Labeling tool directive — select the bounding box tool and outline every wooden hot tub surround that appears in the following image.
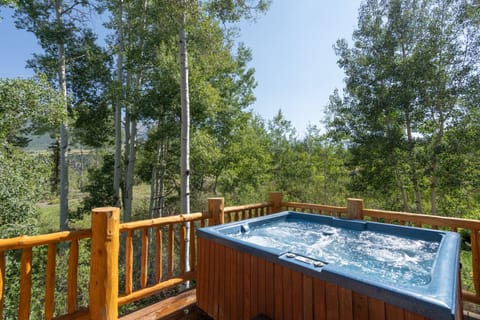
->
[197,236,444,320]
[197,208,462,320]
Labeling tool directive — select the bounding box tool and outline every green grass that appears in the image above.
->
[461,250,474,292]
[37,204,60,233]
[37,198,87,232]
[37,183,153,233]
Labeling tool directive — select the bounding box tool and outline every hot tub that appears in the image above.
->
[196,211,461,320]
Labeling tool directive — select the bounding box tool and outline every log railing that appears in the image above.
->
[0,207,211,320]
[220,192,282,223]
[283,201,348,217]
[223,202,271,223]
[117,211,210,307]
[0,229,92,320]
[1,192,480,319]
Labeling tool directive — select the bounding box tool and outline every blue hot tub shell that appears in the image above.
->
[197,211,461,320]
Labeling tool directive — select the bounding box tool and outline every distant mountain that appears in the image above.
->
[25,134,55,151]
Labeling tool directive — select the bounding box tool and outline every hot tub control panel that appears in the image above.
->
[281,252,327,268]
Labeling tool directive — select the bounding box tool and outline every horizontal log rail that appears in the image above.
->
[0,229,91,251]
[119,212,208,232]
[118,272,196,306]
[283,201,348,217]
[362,208,480,230]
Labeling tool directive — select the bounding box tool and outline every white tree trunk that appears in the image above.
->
[179,5,190,273]
[123,89,136,222]
[113,0,124,209]
[123,73,132,222]
[55,0,69,231]
[179,8,190,215]
[406,113,423,213]
[430,117,445,215]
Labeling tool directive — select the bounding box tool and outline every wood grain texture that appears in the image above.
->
[67,240,79,313]
[19,247,32,320]
[140,228,149,289]
[88,207,120,320]
[45,244,56,320]
[195,232,457,320]
[0,251,4,320]
[125,230,133,294]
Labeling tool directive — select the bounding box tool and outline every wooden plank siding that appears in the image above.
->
[197,238,435,320]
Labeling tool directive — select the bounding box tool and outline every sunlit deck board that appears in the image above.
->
[119,289,197,320]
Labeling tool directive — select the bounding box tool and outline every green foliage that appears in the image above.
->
[215,116,272,202]
[76,154,115,219]
[0,77,65,147]
[0,0,17,6]
[67,29,113,148]
[300,126,350,205]
[14,1,113,149]
[326,0,480,215]
[205,0,271,22]
[0,148,51,237]
[0,76,61,236]
[461,250,474,292]
[1,0,480,315]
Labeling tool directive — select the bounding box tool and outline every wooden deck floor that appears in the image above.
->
[119,289,212,320]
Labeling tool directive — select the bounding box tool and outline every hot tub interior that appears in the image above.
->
[228,215,440,288]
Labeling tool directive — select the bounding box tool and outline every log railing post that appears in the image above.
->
[471,229,480,296]
[269,192,283,214]
[89,207,120,320]
[346,198,364,220]
[208,198,224,225]
[0,251,4,320]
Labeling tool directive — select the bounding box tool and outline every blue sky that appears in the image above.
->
[239,1,359,134]
[0,1,360,135]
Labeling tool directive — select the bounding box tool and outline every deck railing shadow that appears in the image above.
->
[0,192,479,319]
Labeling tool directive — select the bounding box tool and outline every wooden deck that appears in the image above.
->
[119,289,211,320]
